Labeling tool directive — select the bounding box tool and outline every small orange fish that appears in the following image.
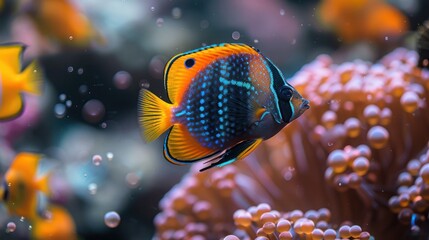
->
[0,152,50,219]
[23,0,105,47]
[31,205,77,240]
[139,43,309,171]
[318,0,408,43]
[0,43,42,120]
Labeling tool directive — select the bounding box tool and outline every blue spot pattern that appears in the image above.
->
[174,54,262,149]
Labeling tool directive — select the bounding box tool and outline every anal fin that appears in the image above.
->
[164,124,220,165]
[0,92,23,120]
[199,138,263,172]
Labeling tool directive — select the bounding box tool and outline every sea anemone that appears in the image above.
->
[154,47,429,239]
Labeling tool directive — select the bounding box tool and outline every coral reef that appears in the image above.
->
[154,48,429,239]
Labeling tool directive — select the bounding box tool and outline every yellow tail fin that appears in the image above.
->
[139,89,173,142]
[36,172,51,196]
[20,61,43,95]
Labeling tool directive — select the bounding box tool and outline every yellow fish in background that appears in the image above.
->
[31,205,77,240]
[23,0,105,47]
[0,152,50,220]
[318,0,408,43]
[0,43,42,120]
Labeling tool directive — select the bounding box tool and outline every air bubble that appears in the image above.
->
[77,68,84,75]
[232,31,240,40]
[82,99,105,124]
[69,36,73,41]
[106,152,114,161]
[6,222,16,233]
[140,79,150,89]
[104,211,121,228]
[156,18,164,27]
[54,103,67,118]
[59,94,66,102]
[88,183,97,195]
[400,91,419,113]
[92,155,102,166]
[67,66,74,72]
[367,126,389,149]
[150,6,155,11]
[280,9,285,16]
[126,172,140,187]
[171,7,182,19]
[113,71,132,90]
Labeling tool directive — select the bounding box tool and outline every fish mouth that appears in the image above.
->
[301,99,310,110]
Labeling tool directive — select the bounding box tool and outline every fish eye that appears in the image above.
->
[280,86,293,100]
[184,58,195,68]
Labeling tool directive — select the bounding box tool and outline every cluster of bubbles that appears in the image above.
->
[227,203,370,240]
[154,163,372,240]
[54,93,73,119]
[388,143,429,232]
[325,145,371,191]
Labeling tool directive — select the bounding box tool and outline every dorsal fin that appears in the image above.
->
[163,43,259,104]
[9,152,41,179]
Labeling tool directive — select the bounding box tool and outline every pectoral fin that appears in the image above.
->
[199,138,263,172]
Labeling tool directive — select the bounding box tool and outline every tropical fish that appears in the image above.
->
[417,21,429,69]
[139,43,309,171]
[318,0,408,43]
[31,205,77,240]
[0,152,50,219]
[23,0,105,47]
[0,43,42,120]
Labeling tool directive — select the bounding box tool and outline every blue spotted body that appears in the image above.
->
[139,43,310,171]
[173,54,265,149]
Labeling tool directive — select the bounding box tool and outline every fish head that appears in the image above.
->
[277,84,310,123]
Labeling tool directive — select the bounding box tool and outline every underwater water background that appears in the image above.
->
[1,0,429,239]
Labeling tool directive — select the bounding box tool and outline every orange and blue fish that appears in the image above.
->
[0,43,42,120]
[139,43,309,171]
[0,152,50,219]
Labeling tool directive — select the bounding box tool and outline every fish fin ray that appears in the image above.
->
[0,93,24,120]
[138,89,173,142]
[199,138,263,172]
[164,125,220,164]
[21,61,43,95]
[164,43,259,104]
